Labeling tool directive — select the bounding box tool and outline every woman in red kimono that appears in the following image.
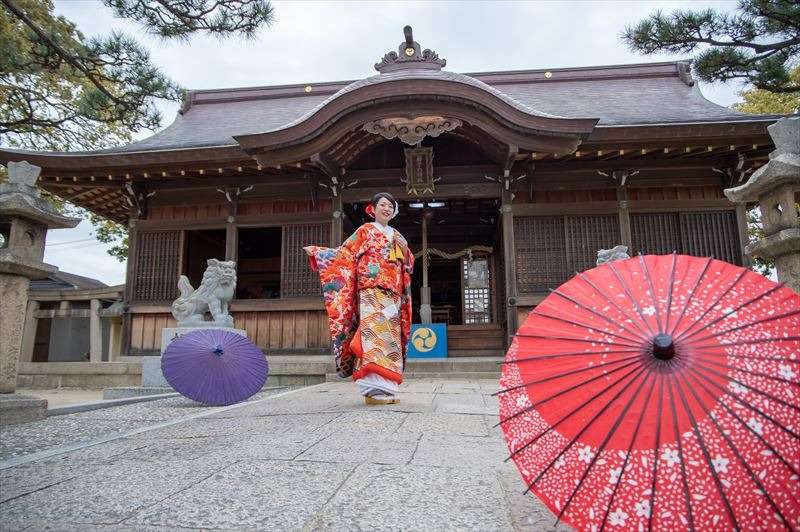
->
[304,192,414,404]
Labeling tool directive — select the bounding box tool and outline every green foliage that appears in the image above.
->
[0,0,179,150]
[734,66,800,113]
[746,206,772,276]
[104,0,275,40]
[1,0,275,260]
[623,0,800,93]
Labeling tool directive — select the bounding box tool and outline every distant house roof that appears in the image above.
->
[29,271,108,292]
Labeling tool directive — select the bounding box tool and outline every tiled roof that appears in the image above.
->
[12,62,772,156]
[29,271,108,291]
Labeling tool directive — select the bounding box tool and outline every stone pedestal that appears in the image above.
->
[140,326,248,388]
[725,117,800,292]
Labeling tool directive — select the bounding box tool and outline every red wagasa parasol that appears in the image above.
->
[499,254,799,531]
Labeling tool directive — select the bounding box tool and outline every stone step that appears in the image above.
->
[326,371,500,382]
[447,349,506,357]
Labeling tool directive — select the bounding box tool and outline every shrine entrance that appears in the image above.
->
[342,196,508,356]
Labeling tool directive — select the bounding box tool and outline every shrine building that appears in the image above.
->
[0,28,779,359]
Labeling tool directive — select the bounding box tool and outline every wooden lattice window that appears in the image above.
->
[515,214,621,293]
[680,211,741,263]
[632,211,741,264]
[565,215,621,275]
[514,216,566,293]
[132,231,181,301]
[281,223,329,297]
[631,213,681,255]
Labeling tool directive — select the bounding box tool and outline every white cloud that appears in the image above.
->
[42,0,744,285]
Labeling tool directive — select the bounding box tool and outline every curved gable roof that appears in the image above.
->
[108,61,767,155]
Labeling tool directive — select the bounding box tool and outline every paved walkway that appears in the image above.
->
[0,380,565,531]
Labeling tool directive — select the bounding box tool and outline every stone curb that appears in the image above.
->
[46,392,181,417]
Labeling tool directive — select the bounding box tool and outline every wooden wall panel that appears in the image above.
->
[238,199,332,217]
[148,199,332,221]
[527,189,616,203]
[129,313,177,352]
[149,204,227,221]
[627,186,724,201]
[130,310,330,354]
[520,186,723,204]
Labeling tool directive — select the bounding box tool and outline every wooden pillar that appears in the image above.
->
[331,195,343,246]
[735,204,752,267]
[20,299,39,363]
[501,187,518,341]
[108,317,122,361]
[617,186,632,250]
[420,212,432,323]
[89,299,102,363]
[225,223,238,262]
[121,218,138,356]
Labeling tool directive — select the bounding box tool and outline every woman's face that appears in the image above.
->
[374,197,394,225]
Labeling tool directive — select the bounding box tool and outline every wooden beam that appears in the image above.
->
[343,183,501,203]
[310,152,341,178]
[502,145,519,176]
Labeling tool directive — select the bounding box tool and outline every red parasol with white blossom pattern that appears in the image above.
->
[498,254,800,531]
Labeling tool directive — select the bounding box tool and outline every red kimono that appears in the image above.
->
[304,222,414,384]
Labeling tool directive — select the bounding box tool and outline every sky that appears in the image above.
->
[40,0,745,286]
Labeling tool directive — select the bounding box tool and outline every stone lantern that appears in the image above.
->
[725,117,800,293]
[0,161,79,424]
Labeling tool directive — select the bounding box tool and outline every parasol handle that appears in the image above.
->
[212,345,224,357]
[652,333,675,360]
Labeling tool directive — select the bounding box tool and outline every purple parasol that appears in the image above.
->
[162,329,268,406]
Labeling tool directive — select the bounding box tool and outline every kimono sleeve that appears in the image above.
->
[303,228,364,378]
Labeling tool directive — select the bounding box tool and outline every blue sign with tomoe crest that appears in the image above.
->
[407,323,447,358]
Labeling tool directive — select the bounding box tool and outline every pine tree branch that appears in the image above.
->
[1,0,124,107]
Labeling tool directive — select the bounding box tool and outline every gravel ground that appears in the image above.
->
[0,387,293,461]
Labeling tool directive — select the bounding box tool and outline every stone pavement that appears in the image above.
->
[0,380,566,531]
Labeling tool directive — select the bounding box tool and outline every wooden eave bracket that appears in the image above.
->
[309,152,342,179]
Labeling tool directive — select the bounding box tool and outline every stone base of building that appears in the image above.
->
[16,361,142,390]
[0,393,47,426]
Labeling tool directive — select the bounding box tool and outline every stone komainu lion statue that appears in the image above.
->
[596,245,631,266]
[171,259,237,327]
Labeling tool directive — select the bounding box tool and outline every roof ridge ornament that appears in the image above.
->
[374,25,446,73]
